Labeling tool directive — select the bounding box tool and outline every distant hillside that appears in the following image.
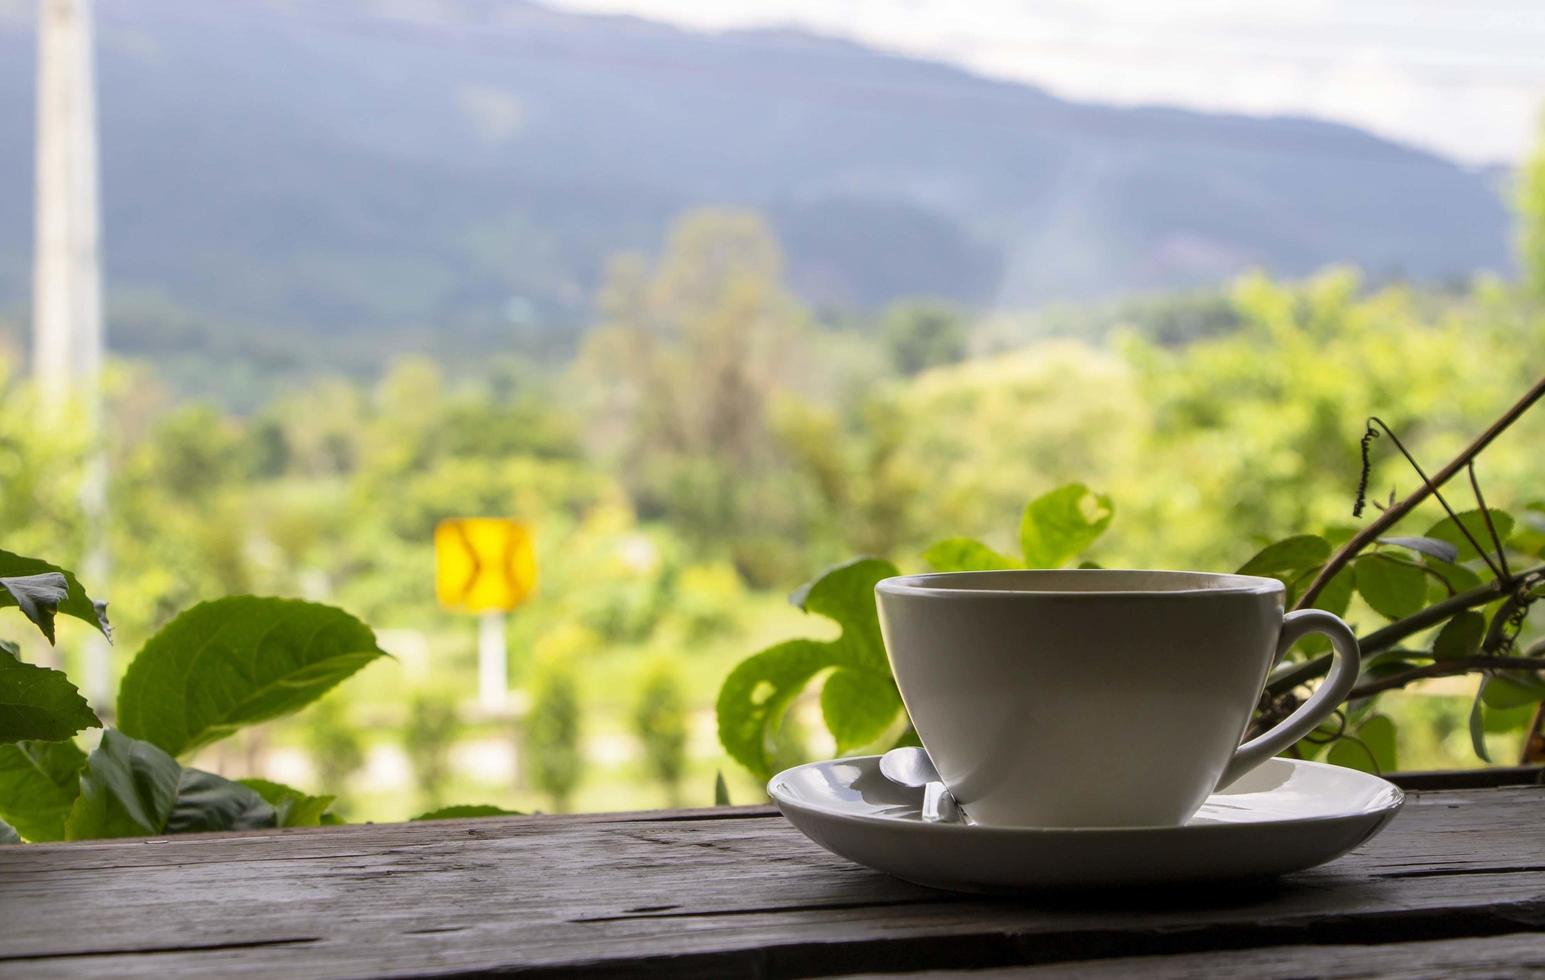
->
[0,0,1515,351]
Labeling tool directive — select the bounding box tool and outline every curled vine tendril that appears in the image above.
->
[1353,422,1379,518]
[1302,708,1348,745]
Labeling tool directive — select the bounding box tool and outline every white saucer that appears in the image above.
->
[768,755,1403,892]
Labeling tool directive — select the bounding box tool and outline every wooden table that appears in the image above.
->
[3,773,1543,978]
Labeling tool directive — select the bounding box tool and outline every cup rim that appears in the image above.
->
[876,568,1284,599]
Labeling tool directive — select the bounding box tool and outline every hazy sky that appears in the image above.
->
[552,0,1545,166]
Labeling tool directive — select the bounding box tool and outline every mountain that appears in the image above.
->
[0,0,1515,353]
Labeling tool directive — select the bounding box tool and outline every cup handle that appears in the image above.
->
[1216,609,1361,789]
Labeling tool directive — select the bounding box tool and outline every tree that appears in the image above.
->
[633,659,687,806]
[303,695,366,816]
[404,693,460,810]
[879,299,967,375]
[523,660,582,811]
[578,209,815,583]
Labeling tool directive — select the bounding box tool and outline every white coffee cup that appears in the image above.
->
[875,569,1359,828]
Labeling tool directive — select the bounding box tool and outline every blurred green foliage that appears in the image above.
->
[1521,116,1545,300]
[404,693,461,810]
[0,576,385,841]
[524,660,582,811]
[303,695,366,817]
[633,658,688,806]
[2,181,1544,817]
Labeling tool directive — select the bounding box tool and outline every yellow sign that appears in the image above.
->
[435,518,537,613]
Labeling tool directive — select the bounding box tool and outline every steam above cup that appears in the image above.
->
[875,569,1359,828]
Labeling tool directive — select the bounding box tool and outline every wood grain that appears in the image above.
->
[1,789,1542,978]
[864,932,1545,979]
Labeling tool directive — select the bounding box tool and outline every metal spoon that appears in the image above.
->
[879,746,962,823]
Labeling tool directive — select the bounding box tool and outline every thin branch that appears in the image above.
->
[1468,461,1511,580]
[1346,656,1545,701]
[1363,564,1543,653]
[1363,416,1501,580]
[1265,563,1545,699]
[1296,374,1545,609]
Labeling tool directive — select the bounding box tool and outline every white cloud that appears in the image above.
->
[550,0,1545,163]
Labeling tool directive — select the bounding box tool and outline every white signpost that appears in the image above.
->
[33,0,109,704]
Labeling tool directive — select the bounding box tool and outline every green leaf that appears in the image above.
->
[0,647,99,743]
[717,639,845,780]
[0,573,67,644]
[1508,504,1545,557]
[1480,671,1545,710]
[713,770,731,806]
[165,769,277,834]
[1308,566,1356,617]
[1019,483,1113,568]
[238,778,337,827]
[117,597,389,757]
[1237,535,1331,576]
[922,537,1018,572]
[0,817,18,844]
[65,730,181,840]
[1424,509,1514,564]
[1483,702,1535,735]
[1327,714,1397,773]
[0,739,86,842]
[789,558,896,674]
[1354,554,1427,619]
[411,804,520,821]
[720,558,902,779]
[0,551,111,641]
[1432,611,1485,660]
[820,667,903,753]
[1469,681,1491,763]
[1379,536,1459,565]
[1425,558,1483,595]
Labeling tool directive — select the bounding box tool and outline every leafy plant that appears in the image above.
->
[302,694,366,814]
[717,377,1545,780]
[716,558,900,781]
[404,692,460,810]
[412,803,519,821]
[0,550,396,841]
[524,659,582,810]
[116,596,389,757]
[633,658,688,805]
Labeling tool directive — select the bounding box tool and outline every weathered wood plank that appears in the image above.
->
[868,932,1545,979]
[0,788,1541,978]
[1389,766,1545,790]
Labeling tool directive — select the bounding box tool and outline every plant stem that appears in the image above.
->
[1346,657,1545,700]
[1523,702,1545,765]
[1364,563,1544,652]
[1295,374,1545,609]
[1265,562,1545,698]
[1468,461,1510,580]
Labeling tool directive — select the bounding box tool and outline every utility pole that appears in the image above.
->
[33,0,109,705]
